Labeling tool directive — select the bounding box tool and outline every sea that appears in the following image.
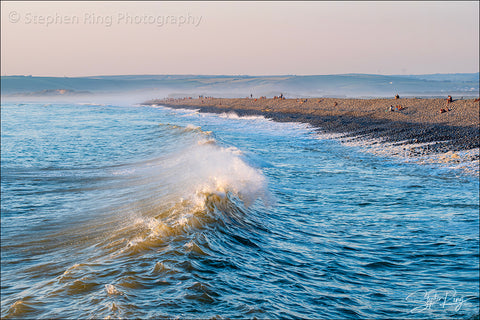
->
[1,100,479,319]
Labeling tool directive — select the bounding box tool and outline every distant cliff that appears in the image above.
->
[2,73,478,98]
[8,89,92,96]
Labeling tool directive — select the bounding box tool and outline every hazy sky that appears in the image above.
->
[1,1,479,76]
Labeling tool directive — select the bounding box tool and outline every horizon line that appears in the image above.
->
[2,72,479,78]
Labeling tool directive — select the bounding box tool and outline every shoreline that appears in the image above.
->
[143,97,479,156]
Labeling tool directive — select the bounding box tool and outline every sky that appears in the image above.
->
[1,1,479,76]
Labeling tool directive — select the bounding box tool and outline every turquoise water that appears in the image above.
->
[1,102,479,319]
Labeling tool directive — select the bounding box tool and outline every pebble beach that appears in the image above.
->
[144,97,479,157]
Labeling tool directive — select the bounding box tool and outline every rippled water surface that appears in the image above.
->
[1,102,479,319]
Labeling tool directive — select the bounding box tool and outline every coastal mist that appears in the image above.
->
[1,102,479,319]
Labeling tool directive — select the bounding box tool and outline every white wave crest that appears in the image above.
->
[219,111,268,121]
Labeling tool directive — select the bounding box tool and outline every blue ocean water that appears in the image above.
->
[1,101,479,319]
